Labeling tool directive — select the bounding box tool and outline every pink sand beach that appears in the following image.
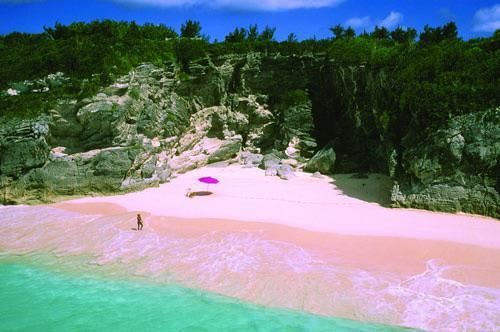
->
[2,165,499,330]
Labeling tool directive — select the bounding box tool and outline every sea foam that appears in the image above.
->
[1,205,499,331]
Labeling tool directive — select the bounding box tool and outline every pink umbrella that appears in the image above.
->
[198,176,219,191]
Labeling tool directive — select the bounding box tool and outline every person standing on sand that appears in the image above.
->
[137,214,144,230]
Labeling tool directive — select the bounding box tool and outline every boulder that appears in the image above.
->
[304,146,336,174]
[140,156,157,179]
[281,159,299,168]
[168,152,204,174]
[168,136,241,174]
[157,168,172,183]
[265,166,278,177]
[277,164,295,180]
[239,151,263,167]
[391,182,499,218]
[93,148,135,179]
[285,137,301,159]
[207,138,241,164]
[20,159,79,195]
[259,153,281,170]
[312,172,323,179]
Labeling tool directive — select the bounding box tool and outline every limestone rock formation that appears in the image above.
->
[392,108,500,218]
[10,147,137,202]
[239,151,263,167]
[259,153,281,170]
[0,117,50,177]
[0,55,498,218]
[277,164,295,180]
[304,145,337,175]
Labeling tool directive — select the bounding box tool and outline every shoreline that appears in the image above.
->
[3,164,500,330]
[50,164,500,290]
[52,203,500,289]
[53,165,499,249]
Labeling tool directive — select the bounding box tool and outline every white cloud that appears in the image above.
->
[112,0,345,11]
[473,4,500,32]
[344,16,371,29]
[378,11,403,29]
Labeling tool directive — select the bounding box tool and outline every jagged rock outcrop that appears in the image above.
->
[259,153,281,170]
[0,117,50,177]
[304,145,337,175]
[0,55,498,218]
[17,147,137,197]
[310,63,393,173]
[166,102,273,173]
[1,55,308,202]
[239,151,263,167]
[277,164,295,180]
[258,152,297,180]
[392,108,500,218]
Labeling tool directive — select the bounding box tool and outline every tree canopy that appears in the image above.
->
[0,19,498,128]
[180,20,202,39]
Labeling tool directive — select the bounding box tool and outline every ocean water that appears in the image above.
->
[1,205,499,331]
[0,262,406,332]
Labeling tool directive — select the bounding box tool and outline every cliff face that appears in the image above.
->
[310,63,499,218]
[392,108,500,217]
[310,63,396,173]
[0,54,318,203]
[0,53,498,218]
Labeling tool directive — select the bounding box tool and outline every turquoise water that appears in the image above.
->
[0,262,409,332]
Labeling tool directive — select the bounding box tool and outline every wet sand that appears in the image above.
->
[45,205,500,288]
[51,164,500,291]
[2,165,499,330]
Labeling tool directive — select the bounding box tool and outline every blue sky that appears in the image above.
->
[0,0,499,40]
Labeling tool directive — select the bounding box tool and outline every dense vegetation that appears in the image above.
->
[0,20,498,132]
[0,20,498,215]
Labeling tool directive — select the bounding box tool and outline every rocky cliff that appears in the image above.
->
[392,108,500,217]
[0,53,498,218]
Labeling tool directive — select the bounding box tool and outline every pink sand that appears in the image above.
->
[58,165,500,248]
[2,165,499,330]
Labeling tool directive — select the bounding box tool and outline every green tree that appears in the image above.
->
[43,22,72,40]
[258,26,276,42]
[287,33,298,43]
[391,27,417,43]
[225,28,247,43]
[180,20,202,38]
[142,23,178,40]
[174,38,207,72]
[330,24,345,39]
[371,26,390,40]
[345,26,356,39]
[419,22,458,45]
[247,25,259,41]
